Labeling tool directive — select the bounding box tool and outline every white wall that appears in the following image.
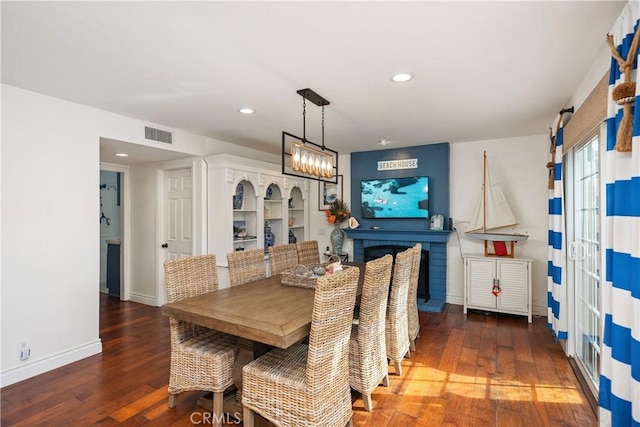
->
[2,85,102,386]
[129,163,159,303]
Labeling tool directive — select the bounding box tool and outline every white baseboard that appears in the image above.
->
[532,304,547,318]
[0,339,102,388]
[129,292,157,307]
[446,295,464,306]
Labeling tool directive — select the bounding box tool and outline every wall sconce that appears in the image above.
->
[282,89,338,183]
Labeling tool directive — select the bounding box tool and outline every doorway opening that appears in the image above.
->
[99,164,130,302]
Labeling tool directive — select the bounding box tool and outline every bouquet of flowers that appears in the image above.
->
[325,199,350,225]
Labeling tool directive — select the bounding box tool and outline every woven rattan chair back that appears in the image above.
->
[164,253,220,347]
[305,266,360,390]
[268,244,299,275]
[357,254,393,349]
[164,254,219,304]
[227,248,267,286]
[349,254,393,410]
[407,243,422,351]
[295,240,320,265]
[386,247,413,376]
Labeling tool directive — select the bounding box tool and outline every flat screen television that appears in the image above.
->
[360,176,429,219]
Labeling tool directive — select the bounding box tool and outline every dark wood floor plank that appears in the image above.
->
[0,296,597,426]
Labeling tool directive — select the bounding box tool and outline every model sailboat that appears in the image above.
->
[465,151,528,256]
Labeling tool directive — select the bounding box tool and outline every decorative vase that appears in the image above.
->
[330,223,346,254]
[288,229,297,244]
[264,221,275,251]
[233,183,244,209]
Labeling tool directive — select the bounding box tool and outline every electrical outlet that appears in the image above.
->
[18,339,31,361]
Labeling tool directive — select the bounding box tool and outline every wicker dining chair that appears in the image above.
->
[268,243,299,275]
[408,243,422,352]
[163,254,239,427]
[295,240,321,265]
[349,254,393,411]
[385,247,413,376]
[242,266,360,427]
[227,247,267,286]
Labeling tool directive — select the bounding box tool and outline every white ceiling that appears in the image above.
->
[2,1,626,164]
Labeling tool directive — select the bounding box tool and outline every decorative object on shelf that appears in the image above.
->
[233,183,244,209]
[430,214,444,231]
[464,151,528,258]
[265,186,273,200]
[288,229,297,244]
[325,198,350,254]
[288,217,295,227]
[606,27,640,152]
[348,217,360,229]
[233,220,247,238]
[318,175,343,210]
[281,88,338,183]
[288,197,294,209]
[264,221,275,251]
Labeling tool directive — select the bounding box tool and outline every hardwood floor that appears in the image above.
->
[0,295,597,426]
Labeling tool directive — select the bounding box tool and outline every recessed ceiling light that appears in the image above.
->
[238,108,255,114]
[114,152,129,157]
[391,73,414,83]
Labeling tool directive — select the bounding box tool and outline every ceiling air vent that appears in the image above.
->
[144,126,173,144]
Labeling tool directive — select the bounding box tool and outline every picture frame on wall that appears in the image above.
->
[318,175,343,210]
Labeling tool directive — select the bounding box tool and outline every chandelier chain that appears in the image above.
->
[302,98,306,142]
[321,106,325,149]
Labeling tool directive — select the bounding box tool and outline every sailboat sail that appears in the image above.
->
[465,152,528,242]
[467,157,517,232]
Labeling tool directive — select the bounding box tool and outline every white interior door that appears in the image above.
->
[568,134,601,397]
[164,168,193,261]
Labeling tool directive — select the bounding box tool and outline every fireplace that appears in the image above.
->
[364,245,429,301]
[345,228,450,312]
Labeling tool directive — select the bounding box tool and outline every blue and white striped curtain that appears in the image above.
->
[547,116,568,341]
[599,2,640,425]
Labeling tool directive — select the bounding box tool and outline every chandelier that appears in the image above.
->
[282,89,338,183]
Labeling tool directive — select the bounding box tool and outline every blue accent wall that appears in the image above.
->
[350,143,450,229]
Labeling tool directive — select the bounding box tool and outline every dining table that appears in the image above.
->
[160,263,363,410]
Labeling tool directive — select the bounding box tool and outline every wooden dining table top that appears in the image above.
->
[161,266,362,349]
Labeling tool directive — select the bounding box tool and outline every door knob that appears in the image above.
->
[161,243,168,248]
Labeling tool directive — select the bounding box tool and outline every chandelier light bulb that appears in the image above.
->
[292,145,301,171]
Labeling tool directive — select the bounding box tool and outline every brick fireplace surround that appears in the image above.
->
[345,228,451,313]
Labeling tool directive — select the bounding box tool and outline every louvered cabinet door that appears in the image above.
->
[496,259,530,320]
[464,257,496,311]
